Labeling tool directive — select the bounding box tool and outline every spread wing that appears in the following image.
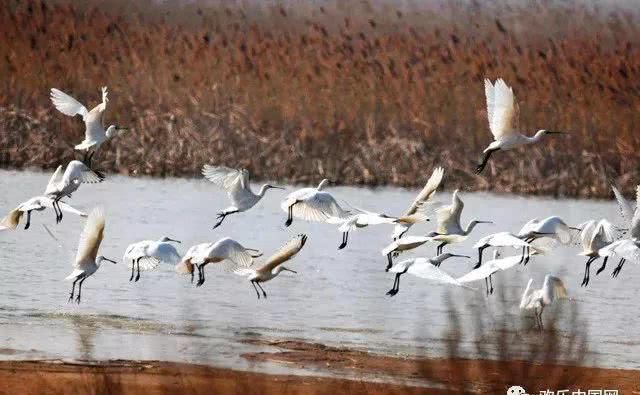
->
[44,165,64,195]
[485,78,517,140]
[611,185,633,226]
[544,275,568,301]
[202,165,244,190]
[259,234,307,273]
[407,260,471,288]
[404,167,444,216]
[74,207,105,267]
[293,192,349,222]
[50,88,88,119]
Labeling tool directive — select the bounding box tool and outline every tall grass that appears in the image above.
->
[1,0,639,197]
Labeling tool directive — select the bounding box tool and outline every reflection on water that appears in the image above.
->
[0,169,638,373]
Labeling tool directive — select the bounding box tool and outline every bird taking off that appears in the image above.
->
[202,165,283,229]
[50,86,127,166]
[476,78,564,174]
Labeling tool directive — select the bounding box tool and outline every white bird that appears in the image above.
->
[1,196,87,231]
[473,232,532,268]
[123,237,182,282]
[202,165,284,228]
[386,253,472,296]
[333,208,399,249]
[458,251,522,295]
[516,216,580,260]
[391,167,444,240]
[45,161,104,223]
[599,239,640,278]
[50,86,126,164]
[428,189,492,254]
[381,235,433,271]
[64,208,116,304]
[519,274,568,330]
[576,219,615,287]
[611,184,640,239]
[177,238,262,286]
[476,78,563,174]
[232,234,307,299]
[281,179,350,227]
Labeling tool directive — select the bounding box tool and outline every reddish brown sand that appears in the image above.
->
[0,340,638,395]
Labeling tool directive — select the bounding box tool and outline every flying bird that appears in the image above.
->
[281,179,350,227]
[473,232,532,268]
[64,208,117,304]
[50,86,127,165]
[123,237,182,282]
[428,189,492,254]
[0,196,87,231]
[516,216,580,261]
[458,251,522,295]
[232,234,307,299]
[519,274,568,330]
[386,254,472,297]
[576,219,615,286]
[391,167,444,240]
[202,165,284,229]
[45,161,104,223]
[177,238,261,286]
[476,78,563,173]
[333,208,399,249]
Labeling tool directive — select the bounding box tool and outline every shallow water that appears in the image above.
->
[0,169,638,375]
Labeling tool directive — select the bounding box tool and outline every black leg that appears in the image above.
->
[251,281,261,299]
[338,232,348,249]
[76,277,86,304]
[196,265,203,287]
[612,258,626,278]
[190,269,194,284]
[256,282,267,298]
[135,257,141,282]
[489,275,494,295]
[523,246,531,265]
[213,213,227,229]
[285,203,296,227]
[129,259,135,281]
[386,273,401,296]
[476,148,498,174]
[68,277,79,302]
[596,256,609,275]
[474,245,487,269]
[581,256,595,287]
[386,253,393,271]
[437,242,446,256]
[485,278,489,296]
[24,210,32,230]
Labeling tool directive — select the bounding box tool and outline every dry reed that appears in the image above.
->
[1,0,639,198]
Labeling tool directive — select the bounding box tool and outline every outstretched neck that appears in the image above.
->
[525,130,546,144]
[463,221,480,236]
[257,184,270,197]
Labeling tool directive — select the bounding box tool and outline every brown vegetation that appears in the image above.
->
[1,0,639,197]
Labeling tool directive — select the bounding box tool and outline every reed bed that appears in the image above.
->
[0,0,639,198]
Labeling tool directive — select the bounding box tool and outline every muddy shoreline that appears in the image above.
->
[0,339,638,394]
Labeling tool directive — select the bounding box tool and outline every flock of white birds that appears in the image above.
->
[0,78,636,330]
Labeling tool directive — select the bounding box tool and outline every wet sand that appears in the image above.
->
[0,340,638,395]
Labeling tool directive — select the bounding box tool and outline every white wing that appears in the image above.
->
[599,239,640,263]
[519,278,535,309]
[577,220,597,248]
[66,160,104,184]
[492,254,523,270]
[457,263,499,283]
[436,191,463,234]
[543,275,568,303]
[611,185,634,226]
[406,259,471,288]
[473,232,529,248]
[44,165,64,195]
[50,88,88,119]
[404,167,444,216]
[381,235,431,256]
[485,78,517,140]
[292,192,349,223]
[74,207,105,267]
[202,165,244,190]
[208,238,257,268]
[259,234,307,273]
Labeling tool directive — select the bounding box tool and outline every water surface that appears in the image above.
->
[0,169,638,375]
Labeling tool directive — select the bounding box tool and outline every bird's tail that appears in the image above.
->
[0,208,22,230]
